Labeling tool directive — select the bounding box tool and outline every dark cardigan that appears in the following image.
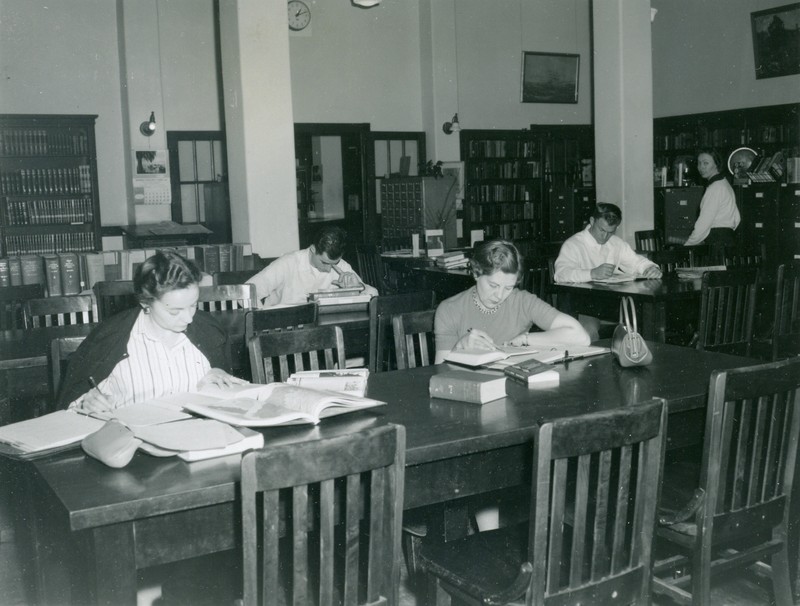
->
[56,307,231,409]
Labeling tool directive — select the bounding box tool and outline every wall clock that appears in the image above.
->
[288,0,311,31]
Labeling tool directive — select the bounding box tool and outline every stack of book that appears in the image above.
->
[435,251,469,269]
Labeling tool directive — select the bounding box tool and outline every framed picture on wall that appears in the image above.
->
[751,3,800,79]
[520,51,580,104]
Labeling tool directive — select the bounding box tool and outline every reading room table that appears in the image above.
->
[10,342,763,605]
[552,274,704,342]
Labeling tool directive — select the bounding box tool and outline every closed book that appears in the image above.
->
[21,254,45,287]
[58,252,81,295]
[42,254,62,296]
[193,245,207,271]
[218,244,232,272]
[81,252,106,291]
[103,251,121,282]
[203,245,221,274]
[429,370,506,404]
[504,359,560,385]
[8,256,23,286]
[0,258,10,287]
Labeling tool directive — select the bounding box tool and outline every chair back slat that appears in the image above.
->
[0,284,44,330]
[696,267,759,356]
[197,284,257,312]
[368,292,434,372]
[241,425,405,606]
[248,325,346,384]
[244,303,318,343]
[531,400,667,605]
[24,294,97,328]
[772,262,800,360]
[93,280,137,321]
[392,309,436,371]
[649,249,692,274]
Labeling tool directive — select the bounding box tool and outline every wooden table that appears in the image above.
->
[11,342,756,605]
[552,274,703,342]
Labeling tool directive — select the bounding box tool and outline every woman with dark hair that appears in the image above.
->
[59,250,243,411]
[434,239,590,363]
[684,148,740,246]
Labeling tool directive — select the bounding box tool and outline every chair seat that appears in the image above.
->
[419,524,530,603]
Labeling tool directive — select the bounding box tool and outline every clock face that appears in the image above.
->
[288,0,311,31]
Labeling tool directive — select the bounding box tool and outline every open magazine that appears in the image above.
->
[155,382,385,427]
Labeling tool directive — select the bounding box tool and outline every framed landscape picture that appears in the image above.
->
[751,3,800,79]
[521,51,579,104]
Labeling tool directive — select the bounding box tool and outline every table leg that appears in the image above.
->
[89,523,138,606]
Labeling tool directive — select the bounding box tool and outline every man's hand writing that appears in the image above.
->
[590,263,616,280]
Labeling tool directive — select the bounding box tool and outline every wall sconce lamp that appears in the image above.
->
[139,111,156,136]
[351,0,380,7]
[442,113,461,135]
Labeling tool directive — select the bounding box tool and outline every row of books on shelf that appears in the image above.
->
[0,166,92,196]
[466,139,538,159]
[466,184,539,203]
[469,201,542,223]
[654,125,797,152]
[466,160,541,180]
[4,197,93,225]
[0,243,255,293]
[0,128,90,157]
[480,221,537,241]
[3,231,97,256]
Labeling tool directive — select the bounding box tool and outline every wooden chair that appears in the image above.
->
[723,242,767,268]
[50,336,86,401]
[356,243,388,294]
[368,291,435,372]
[93,280,137,321]
[243,302,318,343]
[419,399,667,606]
[635,229,664,253]
[240,424,406,606]
[248,325,345,383]
[653,356,800,606]
[771,261,800,360]
[24,294,97,327]
[650,248,692,274]
[392,309,436,370]
[688,244,725,268]
[211,269,260,285]
[694,267,760,356]
[197,284,257,312]
[0,283,44,330]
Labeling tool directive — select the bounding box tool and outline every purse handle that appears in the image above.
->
[619,296,638,333]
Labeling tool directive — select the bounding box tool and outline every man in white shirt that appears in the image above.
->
[554,203,662,283]
[247,227,378,308]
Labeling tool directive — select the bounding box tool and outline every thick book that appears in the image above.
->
[443,345,541,367]
[81,251,106,290]
[42,254,62,296]
[20,254,45,286]
[504,358,560,385]
[0,257,9,287]
[429,370,506,404]
[8,256,23,286]
[158,382,385,427]
[58,252,81,295]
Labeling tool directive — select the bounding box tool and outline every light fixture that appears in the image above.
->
[442,113,461,135]
[351,0,380,7]
[139,111,156,136]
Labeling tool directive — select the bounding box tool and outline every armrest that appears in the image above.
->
[484,562,533,606]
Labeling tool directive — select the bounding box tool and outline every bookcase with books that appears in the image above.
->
[0,114,102,259]
[459,126,594,256]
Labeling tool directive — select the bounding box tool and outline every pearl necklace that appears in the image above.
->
[472,288,501,315]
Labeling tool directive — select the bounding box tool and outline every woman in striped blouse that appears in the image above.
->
[60,250,244,412]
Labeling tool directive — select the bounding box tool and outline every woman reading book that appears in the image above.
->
[59,251,245,412]
[434,239,590,364]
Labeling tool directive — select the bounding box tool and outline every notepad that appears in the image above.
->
[592,273,640,283]
[0,410,106,454]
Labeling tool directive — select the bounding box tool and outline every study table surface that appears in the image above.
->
[552,274,704,342]
[14,342,756,605]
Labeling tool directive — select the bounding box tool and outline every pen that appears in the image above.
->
[468,328,498,350]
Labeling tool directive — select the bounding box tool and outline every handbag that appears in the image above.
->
[611,296,653,367]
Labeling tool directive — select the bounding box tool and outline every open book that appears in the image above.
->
[592,273,640,283]
[165,382,385,427]
[444,345,541,367]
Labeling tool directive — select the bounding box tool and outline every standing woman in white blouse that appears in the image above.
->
[59,250,244,412]
[684,148,741,247]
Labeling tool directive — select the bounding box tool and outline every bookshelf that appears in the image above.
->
[0,114,101,257]
[459,126,594,255]
[653,103,799,185]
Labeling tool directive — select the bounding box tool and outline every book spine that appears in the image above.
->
[21,254,45,286]
[42,254,62,296]
[8,256,22,286]
[0,258,9,287]
[429,377,481,404]
[59,252,81,295]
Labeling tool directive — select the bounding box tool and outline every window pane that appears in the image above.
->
[389,140,404,174]
[181,183,198,222]
[178,141,196,181]
[374,141,389,179]
[213,141,226,179]
[196,141,213,181]
[405,141,419,176]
